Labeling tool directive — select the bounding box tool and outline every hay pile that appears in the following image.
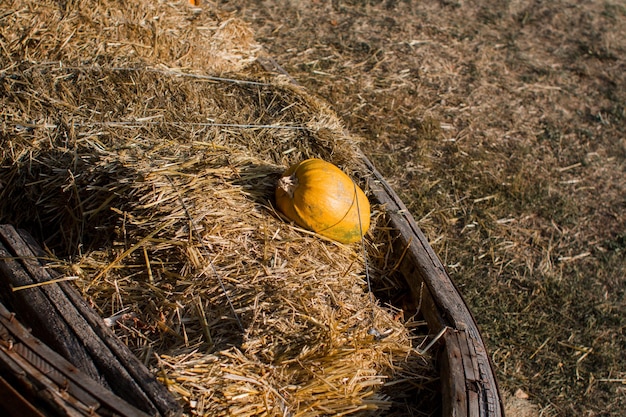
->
[0,1,436,415]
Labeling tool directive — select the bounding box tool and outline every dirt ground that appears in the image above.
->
[220,0,626,416]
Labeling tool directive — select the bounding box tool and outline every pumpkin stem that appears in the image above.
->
[278,174,298,198]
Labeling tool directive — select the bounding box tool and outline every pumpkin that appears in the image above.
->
[275,158,370,243]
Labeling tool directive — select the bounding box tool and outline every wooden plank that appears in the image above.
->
[0,375,47,417]
[11,341,101,411]
[465,325,501,417]
[0,225,182,417]
[0,346,95,417]
[1,300,153,417]
[3,228,158,414]
[363,155,475,329]
[440,331,468,417]
[19,229,183,417]
[0,238,102,384]
[457,331,480,417]
[362,155,504,417]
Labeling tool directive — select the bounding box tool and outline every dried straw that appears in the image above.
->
[0,1,437,415]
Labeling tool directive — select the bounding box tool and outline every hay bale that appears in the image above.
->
[0,0,259,72]
[0,1,437,415]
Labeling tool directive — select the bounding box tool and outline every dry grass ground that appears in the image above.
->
[221,0,626,415]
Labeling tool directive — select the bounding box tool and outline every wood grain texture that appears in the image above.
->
[362,154,504,417]
[0,300,152,417]
[0,225,182,417]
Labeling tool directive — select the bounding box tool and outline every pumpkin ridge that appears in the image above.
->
[314,187,358,233]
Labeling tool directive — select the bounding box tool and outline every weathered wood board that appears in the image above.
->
[0,225,182,417]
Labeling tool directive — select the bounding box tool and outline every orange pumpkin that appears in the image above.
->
[275,159,370,243]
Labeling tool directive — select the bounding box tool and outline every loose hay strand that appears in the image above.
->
[12,275,79,292]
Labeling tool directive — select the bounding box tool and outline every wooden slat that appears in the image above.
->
[363,155,476,329]
[440,331,468,417]
[361,154,504,417]
[0,225,182,417]
[0,226,155,414]
[0,344,95,417]
[0,301,153,417]
[11,342,101,410]
[457,330,480,417]
[0,239,102,384]
[18,228,183,417]
[0,375,47,417]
